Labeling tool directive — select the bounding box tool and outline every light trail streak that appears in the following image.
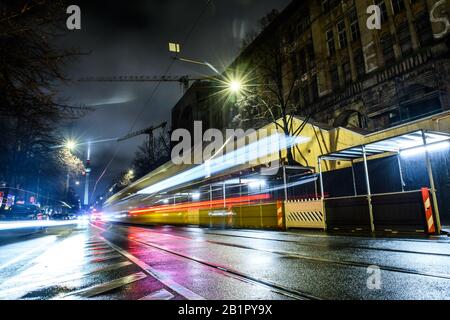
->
[129,194,270,215]
[138,133,310,195]
[0,221,78,231]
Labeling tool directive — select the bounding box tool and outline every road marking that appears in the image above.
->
[93,223,316,300]
[139,289,175,300]
[85,244,110,249]
[0,241,52,271]
[99,235,205,300]
[89,254,123,263]
[0,261,133,299]
[86,246,111,251]
[84,249,115,257]
[61,272,147,299]
[85,241,105,246]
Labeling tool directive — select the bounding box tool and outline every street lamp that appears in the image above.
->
[65,139,77,151]
[229,80,242,94]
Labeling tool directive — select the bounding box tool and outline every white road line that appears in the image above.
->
[61,272,147,299]
[84,249,115,257]
[84,244,110,249]
[85,247,111,252]
[89,254,123,263]
[0,241,51,271]
[139,289,175,300]
[85,243,105,247]
[100,236,205,300]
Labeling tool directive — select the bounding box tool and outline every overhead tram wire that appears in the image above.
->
[90,0,213,202]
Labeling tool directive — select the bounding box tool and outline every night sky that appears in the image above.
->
[58,0,291,198]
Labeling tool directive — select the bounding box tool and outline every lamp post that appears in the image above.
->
[83,141,91,208]
[64,139,77,194]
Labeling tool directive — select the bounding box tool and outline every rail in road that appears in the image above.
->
[104,223,450,282]
[94,222,450,300]
[91,222,317,300]
[114,222,450,257]
[1,221,450,300]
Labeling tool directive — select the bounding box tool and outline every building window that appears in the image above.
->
[391,0,405,15]
[349,9,360,41]
[337,19,347,49]
[326,29,336,56]
[397,22,412,55]
[297,16,311,35]
[343,62,352,84]
[307,41,315,60]
[311,75,319,100]
[353,48,365,78]
[299,49,307,75]
[381,33,395,66]
[415,10,433,46]
[322,0,339,14]
[291,53,299,77]
[330,64,340,90]
[322,0,330,13]
[302,87,310,106]
[377,0,389,24]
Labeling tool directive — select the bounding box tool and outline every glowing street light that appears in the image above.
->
[65,139,77,151]
[229,80,242,93]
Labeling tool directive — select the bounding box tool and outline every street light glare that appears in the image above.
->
[65,140,77,151]
[229,80,242,93]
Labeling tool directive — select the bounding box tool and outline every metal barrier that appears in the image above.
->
[372,190,430,233]
[285,199,325,230]
[324,196,372,231]
[324,190,435,233]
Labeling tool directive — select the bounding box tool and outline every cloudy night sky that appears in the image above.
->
[57,0,291,198]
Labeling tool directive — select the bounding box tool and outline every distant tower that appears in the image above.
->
[83,142,91,207]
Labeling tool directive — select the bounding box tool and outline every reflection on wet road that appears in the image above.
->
[1,221,450,300]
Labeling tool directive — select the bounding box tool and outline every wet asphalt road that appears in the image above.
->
[1,220,450,300]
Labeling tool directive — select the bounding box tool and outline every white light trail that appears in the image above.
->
[0,221,78,231]
[138,133,310,195]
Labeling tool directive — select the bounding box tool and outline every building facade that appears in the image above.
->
[172,0,449,135]
[242,0,449,131]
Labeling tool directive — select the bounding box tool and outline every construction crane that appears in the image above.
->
[117,121,169,156]
[117,121,167,143]
[78,75,209,93]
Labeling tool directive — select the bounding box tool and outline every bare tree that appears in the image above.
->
[0,1,88,204]
[132,130,171,179]
[232,11,314,165]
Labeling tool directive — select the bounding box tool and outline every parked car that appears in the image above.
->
[51,212,77,220]
[4,205,47,220]
[0,208,6,220]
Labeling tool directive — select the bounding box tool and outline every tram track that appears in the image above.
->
[201,231,450,258]
[112,223,450,282]
[91,222,320,300]
[103,222,450,292]
[113,222,450,258]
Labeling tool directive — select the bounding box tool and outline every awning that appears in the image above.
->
[320,130,450,161]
